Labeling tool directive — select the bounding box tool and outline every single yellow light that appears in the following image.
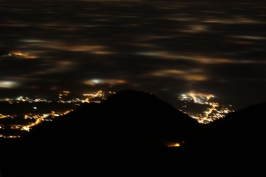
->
[167,143,180,147]
[173,143,180,147]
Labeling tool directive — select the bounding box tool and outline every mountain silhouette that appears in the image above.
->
[0,90,265,176]
[19,90,200,146]
[0,90,201,176]
[191,102,266,176]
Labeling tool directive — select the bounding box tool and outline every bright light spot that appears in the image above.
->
[83,90,105,103]
[84,79,127,86]
[92,79,100,84]
[0,81,19,88]
[167,143,181,147]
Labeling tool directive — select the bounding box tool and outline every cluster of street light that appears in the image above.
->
[178,92,234,124]
[0,90,115,138]
[0,109,74,138]
[0,96,51,104]
[0,90,233,140]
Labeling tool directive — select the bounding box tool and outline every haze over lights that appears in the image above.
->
[0,0,266,111]
[84,79,127,86]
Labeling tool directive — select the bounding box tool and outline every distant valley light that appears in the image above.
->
[167,143,181,147]
[178,92,234,124]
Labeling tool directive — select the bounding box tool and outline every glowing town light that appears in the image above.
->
[178,92,233,124]
[167,143,181,147]
[83,90,105,103]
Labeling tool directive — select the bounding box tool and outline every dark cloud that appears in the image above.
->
[0,0,266,110]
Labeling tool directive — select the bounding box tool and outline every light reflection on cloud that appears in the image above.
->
[148,69,207,81]
[231,35,266,40]
[178,24,209,33]
[32,60,76,75]
[0,81,20,88]
[20,39,114,55]
[135,52,236,64]
[9,51,37,59]
[136,51,266,65]
[202,17,264,24]
[84,79,127,86]
[0,0,265,109]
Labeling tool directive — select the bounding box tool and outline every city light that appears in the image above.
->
[2,51,37,59]
[0,90,116,138]
[178,92,234,124]
[0,90,234,139]
[83,90,105,103]
[58,90,71,103]
[167,143,181,147]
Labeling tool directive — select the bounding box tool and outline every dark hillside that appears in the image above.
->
[101,90,200,144]
[193,102,266,176]
[0,90,201,176]
[1,91,266,176]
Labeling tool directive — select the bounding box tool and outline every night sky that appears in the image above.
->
[0,0,265,110]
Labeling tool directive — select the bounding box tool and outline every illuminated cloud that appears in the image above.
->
[0,81,20,88]
[77,0,141,2]
[9,52,37,59]
[136,48,266,65]
[178,24,209,33]
[0,0,265,110]
[20,39,114,55]
[33,60,76,75]
[231,35,266,40]
[183,74,207,81]
[203,17,264,24]
[84,79,127,86]
[148,69,207,81]
[136,52,238,64]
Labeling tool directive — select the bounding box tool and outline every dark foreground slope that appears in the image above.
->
[0,90,201,177]
[193,102,266,176]
[0,91,266,176]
